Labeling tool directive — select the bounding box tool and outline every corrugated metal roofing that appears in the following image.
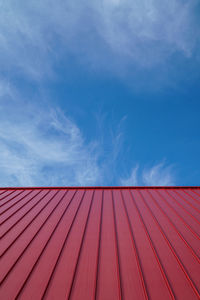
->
[0,187,200,300]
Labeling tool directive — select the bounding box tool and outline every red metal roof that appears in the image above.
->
[0,187,200,300]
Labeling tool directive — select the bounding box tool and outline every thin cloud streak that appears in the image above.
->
[142,163,175,186]
[121,162,175,186]
[121,165,139,186]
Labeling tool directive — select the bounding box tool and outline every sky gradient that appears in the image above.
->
[0,1,200,186]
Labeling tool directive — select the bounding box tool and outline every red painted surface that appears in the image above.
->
[0,187,200,300]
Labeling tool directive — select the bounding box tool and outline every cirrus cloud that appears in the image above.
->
[0,100,101,186]
[121,162,175,186]
[0,0,199,79]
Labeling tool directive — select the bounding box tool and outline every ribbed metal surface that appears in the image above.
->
[0,187,200,300]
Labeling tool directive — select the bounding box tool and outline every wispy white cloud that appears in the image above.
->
[0,79,13,98]
[95,0,199,64]
[121,162,175,186]
[0,100,102,186]
[142,162,175,186]
[0,0,199,78]
[0,90,176,186]
[121,165,139,186]
[0,93,129,187]
[0,2,183,186]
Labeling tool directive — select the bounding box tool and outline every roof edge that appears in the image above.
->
[0,186,199,190]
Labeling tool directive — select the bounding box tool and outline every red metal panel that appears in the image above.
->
[122,189,175,300]
[95,190,121,300]
[70,190,103,300]
[113,190,148,300]
[0,187,200,300]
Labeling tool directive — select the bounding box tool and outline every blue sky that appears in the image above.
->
[0,0,200,186]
